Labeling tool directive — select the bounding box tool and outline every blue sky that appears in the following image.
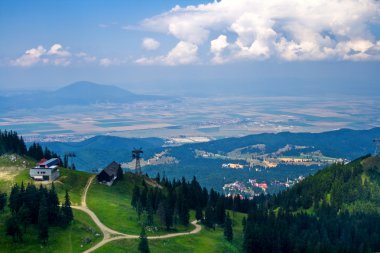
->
[0,0,379,96]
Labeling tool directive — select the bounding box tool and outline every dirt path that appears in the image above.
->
[72,176,202,253]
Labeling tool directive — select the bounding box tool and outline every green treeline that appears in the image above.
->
[2,183,73,244]
[0,130,59,161]
[131,174,253,231]
[243,155,380,253]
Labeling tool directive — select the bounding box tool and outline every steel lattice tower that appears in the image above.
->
[132,148,143,174]
[374,139,380,156]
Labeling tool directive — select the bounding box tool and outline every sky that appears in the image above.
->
[0,0,380,96]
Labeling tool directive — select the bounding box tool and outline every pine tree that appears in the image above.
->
[224,212,233,242]
[48,183,60,225]
[63,154,68,168]
[140,186,148,210]
[38,195,49,245]
[131,185,140,209]
[6,215,23,242]
[61,190,73,227]
[25,183,39,224]
[146,190,154,226]
[204,204,215,229]
[0,192,6,211]
[43,147,51,159]
[215,198,226,225]
[117,164,123,181]
[9,184,21,214]
[157,201,166,227]
[242,216,246,232]
[138,226,150,253]
[179,200,190,226]
[195,205,203,221]
[155,172,160,184]
[164,200,173,230]
[17,203,31,232]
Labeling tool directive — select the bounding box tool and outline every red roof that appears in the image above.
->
[38,158,47,165]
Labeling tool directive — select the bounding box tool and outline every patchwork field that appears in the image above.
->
[1,96,379,142]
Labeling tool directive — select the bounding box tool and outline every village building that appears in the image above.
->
[96,161,122,186]
[30,158,60,181]
[222,163,244,169]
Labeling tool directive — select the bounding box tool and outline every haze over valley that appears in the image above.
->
[1,82,379,144]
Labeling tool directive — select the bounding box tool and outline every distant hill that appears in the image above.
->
[171,127,380,160]
[0,81,167,110]
[37,135,164,171]
[275,154,380,213]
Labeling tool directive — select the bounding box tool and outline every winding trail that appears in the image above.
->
[72,176,202,253]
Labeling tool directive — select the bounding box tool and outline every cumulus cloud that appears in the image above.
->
[142,38,160,50]
[77,52,97,62]
[11,45,47,67]
[136,41,198,65]
[10,44,104,67]
[11,43,74,67]
[139,0,380,63]
[210,35,229,63]
[47,44,71,57]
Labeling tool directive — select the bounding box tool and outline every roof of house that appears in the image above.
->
[102,161,120,177]
[38,158,48,165]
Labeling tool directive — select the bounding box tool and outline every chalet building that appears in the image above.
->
[96,161,121,186]
[30,158,60,181]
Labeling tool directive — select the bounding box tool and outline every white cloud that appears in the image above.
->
[210,35,229,63]
[136,41,198,65]
[52,58,71,66]
[99,58,113,66]
[11,44,98,67]
[11,45,47,67]
[139,0,380,62]
[47,44,71,57]
[77,52,97,62]
[142,38,160,50]
[164,41,198,65]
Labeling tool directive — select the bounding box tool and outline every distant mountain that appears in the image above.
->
[171,127,380,160]
[0,81,167,110]
[36,135,164,171]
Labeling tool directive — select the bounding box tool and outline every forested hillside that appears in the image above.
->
[243,155,380,253]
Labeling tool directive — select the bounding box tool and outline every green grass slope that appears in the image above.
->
[94,211,246,253]
[87,172,194,235]
[0,154,92,205]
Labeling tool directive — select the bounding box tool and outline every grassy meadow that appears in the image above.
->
[87,172,194,235]
[94,211,246,253]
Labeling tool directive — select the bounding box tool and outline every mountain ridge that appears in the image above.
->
[0,81,167,110]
